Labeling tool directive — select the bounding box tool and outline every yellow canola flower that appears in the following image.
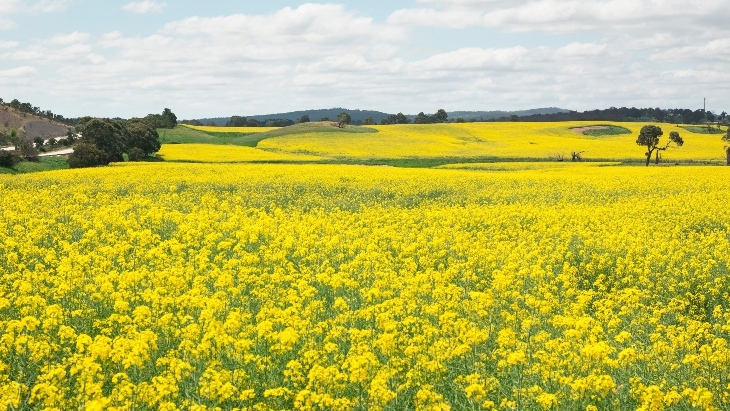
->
[0,163,729,409]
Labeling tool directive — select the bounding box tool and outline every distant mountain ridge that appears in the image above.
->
[447,108,570,121]
[194,107,571,125]
[197,108,392,125]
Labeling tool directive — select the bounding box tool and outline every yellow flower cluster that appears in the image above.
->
[1,162,730,410]
[256,122,726,161]
[158,144,322,163]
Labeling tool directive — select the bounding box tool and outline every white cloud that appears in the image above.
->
[122,1,167,14]
[3,2,730,118]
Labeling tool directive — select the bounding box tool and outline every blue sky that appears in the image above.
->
[1,0,729,119]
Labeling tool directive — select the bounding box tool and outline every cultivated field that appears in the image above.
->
[1,122,729,410]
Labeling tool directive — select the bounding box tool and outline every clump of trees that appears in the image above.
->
[67,117,162,168]
[226,116,247,127]
[414,109,449,124]
[380,113,410,125]
[636,125,683,166]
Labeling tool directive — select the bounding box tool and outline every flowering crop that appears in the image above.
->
[1,163,730,410]
[257,122,727,162]
[157,144,323,163]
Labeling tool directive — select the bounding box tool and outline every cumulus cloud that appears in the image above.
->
[3,2,730,117]
[122,1,167,14]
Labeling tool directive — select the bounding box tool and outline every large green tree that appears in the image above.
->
[636,125,683,166]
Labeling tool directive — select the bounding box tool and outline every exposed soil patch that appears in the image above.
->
[23,121,69,139]
[571,126,609,134]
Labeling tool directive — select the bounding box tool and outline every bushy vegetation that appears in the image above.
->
[0,150,20,168]
[68,115,165,168]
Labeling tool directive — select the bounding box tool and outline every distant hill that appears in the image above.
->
[446,108,570,121]
[194,107,571,126]
[197,108,392,126]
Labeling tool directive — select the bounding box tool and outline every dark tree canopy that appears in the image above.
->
[67,143,109,168]
[381,112,410,125]
[126,120,161,156]
[297,115,310,124]
[414,112,430,124]
[81,119,127,162]
[226,116,247,127]
[432,109,448,123]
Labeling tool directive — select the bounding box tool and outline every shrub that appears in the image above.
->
[67,143,108,168]
[127,147,145,161]
[0,150,20,168]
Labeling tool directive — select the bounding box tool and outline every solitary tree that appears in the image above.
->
[297,115,310,124]
[636,125,683,166]
[337,112,351,128]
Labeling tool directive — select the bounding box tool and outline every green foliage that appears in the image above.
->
[669,131,684,146]
[297,115,310,124]
[679,125,725,134]
[144,108,178,129]
[226,116,247,127]
[127,147,145,161]
[81,119,126,162]
[0,150,21,168]
[67,143,109,168]
[126,120,161,155]
[636,125,663,148]
[14,156,68,173]
[381,112,410,125]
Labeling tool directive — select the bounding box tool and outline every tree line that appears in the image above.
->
[504,107,727,124]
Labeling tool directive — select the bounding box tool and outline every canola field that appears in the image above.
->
[157,144,322,163]
[1,162,730,410]
[256,122,727,162]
